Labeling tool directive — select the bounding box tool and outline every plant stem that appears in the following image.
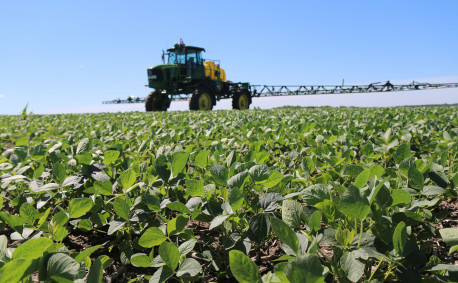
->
[357,219,363,249]
[368,258,383,281]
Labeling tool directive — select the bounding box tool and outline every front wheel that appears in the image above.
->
[145,91,170,112]
[232,89,251,110]
[189,88,214,111]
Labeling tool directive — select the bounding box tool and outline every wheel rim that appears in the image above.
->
[199,92,212,110]
[239,94,249,109]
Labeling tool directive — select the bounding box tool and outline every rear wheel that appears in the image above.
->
[145,91,169,111]
[232,89,251,110]
[189,88,214,111]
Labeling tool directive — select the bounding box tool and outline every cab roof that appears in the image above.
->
[167,45,206,52]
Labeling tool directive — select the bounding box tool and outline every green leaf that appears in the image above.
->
[394,143,411,163]
[264,170,283,188]
[94,180,113,196]
[185,179,205,197]
[345,164,364,178]
[0,259,38,283]
[144,194,160,211]
[68,198,93,219]
[166,201,191,214]
[421,185,445,196]
[369,164,385,179]
[159,241,180,271]
[139,227,167,248]
[248,213,270,242]
[103,150,120,165]
[301,184,330,205]
[13,237,53,259]
[340,251,364,282]
[87,256,104,283]
[76,138,91,155]
[338,186,370,220]
[130,253,152,268]
[354,169,370,189]
[281,200,303,229]
[150,266,174,283]
[177,258,202,278]
[46,253,80,281]
[178,239,197,257]
[19,202,39,224]
[75,152,92,165]
[309,210,322,234]
[171,152,189,177]
[113,197,130,221]
[167,215,188,236]
[210,163,228,185]
[0,211,25,232]
[391,189,411,206]
[393,221,407,256]
[229,250,262,283]
[209,215,229,230]
[52,162,67,185]
[249,164,270,183]
[302,156,315,174]
[194,150,209,168]
[284,254,325,283]
[107,220,125,235]
[270,217,299,255]
[408,167,424,190]
[439,228,458,246]
[75,245,103,262]
[449,245,458,255]
[119,168,136,189]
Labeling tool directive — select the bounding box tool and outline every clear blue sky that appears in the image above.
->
[1,0,457,114]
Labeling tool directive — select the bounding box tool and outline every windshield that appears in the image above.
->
[168,51,185,64]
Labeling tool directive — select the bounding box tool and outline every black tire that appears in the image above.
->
[189,87,214,111]
[145,91,169,112]
[232,89,252,110]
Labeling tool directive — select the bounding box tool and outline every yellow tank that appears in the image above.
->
[204,61,226,82]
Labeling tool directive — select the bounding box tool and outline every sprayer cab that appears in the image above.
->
[145,43,251,111]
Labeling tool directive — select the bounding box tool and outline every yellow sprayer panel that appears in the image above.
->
[204,61,226,82]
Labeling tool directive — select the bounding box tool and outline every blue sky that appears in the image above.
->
[1,0,457,114]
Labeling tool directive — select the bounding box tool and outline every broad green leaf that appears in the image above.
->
[301,156,315,174]
[166,201,191,214]
[52,162,67,185]
[248,213,270,242]
[229,250,262,283]
[94,180,113,196]
[119,168,136,189]
[393,221,407,256]
[340,251,364,282]
[309,210,322,233]
[264,170,283,188]
[113,197,130,220]
[421,185,445,196]
[75,245,103,262]
[171,152,189,177]
[227,171,249,189]
[150,266,174,283]
[19,202,39,224]
[167,215,188,236]
[259,193,283,212]
[338,186,370,220]
[194,150,209,168]
[301,184,330,205]
[391,189,411,206]
[0,211,25,232]
[394,143,411,163]
[284,254,325,283]
[87,256,104,283]
[354,169,370,189]
[46,253,80,281]
[176,258,202,278]
[281,200,302,229]
[270,217,299,255]
[369,164,385,179]
[103,150,120,165]
[139,227,167,248]
[76,138,91,155]
[159,241,180,271]
[345,164,364,178]
[439,228,458,246]
[210,163,228,185]
[0,258,38,282]
[209,215,229,230]
[107,220,125,235]
[68,198,93,219]
[130,253,151,268]
[185,179,205,197]
[178,239,197,257]
[144,194,160,211]
[13,237,53,259]
[249,164,270,183]
[408,167,424,190]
